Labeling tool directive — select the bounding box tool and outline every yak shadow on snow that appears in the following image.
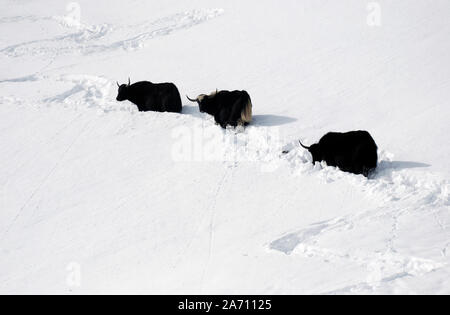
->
[378,160,431,171]
[181,106,297,127]
[251,115,297,127]
[372,160,431,179]
[181,105,203,118]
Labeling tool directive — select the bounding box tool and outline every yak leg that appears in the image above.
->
[215,107,231,129]
[161,93,181,113]
[355,145,377,177]
[334,155,354,173]
[145,96,161,112]
[229,95,250,127]
[228,100,244,127]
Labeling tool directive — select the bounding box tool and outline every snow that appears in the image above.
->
[0,0,449,294]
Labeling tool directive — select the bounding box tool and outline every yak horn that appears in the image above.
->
[186,95,198,102]
[299,140,310,150]
[128,78,131,86]
[116,81,120,87]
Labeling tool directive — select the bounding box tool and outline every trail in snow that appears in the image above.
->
[268,146,449,292]
[200,165,235,292]
[167,109,448,292]
[0,118,94,243]
[0,9,224,58]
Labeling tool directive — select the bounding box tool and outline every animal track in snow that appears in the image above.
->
[0,9,224,58]
[269,143,449,288]
[43,74,114,109]
[100,9,225,53]
[269,203,446,290]
[0,24,113,57]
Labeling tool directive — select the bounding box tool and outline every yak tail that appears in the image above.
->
[299,140,310,150]
[240,97,253,124]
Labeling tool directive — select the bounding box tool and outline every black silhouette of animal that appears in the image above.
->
[299,130,378,177]
[116,78,182,113]
[187,90,252,128]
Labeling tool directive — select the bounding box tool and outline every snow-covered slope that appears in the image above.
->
[0,0,449,294]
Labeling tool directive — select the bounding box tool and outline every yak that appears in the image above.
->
[116,78,182,113]
[187,90,253,128]
[299,130,378,177]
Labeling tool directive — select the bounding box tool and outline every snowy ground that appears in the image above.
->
[0,0,449,294]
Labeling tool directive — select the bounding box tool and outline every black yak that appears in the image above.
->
[187,90,252,128]
[299,130,378,177]
[116,78,182,113]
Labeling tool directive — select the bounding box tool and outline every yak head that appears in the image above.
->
[186,90,219,115]
[116,78,131,102]
[300,141,323,164]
